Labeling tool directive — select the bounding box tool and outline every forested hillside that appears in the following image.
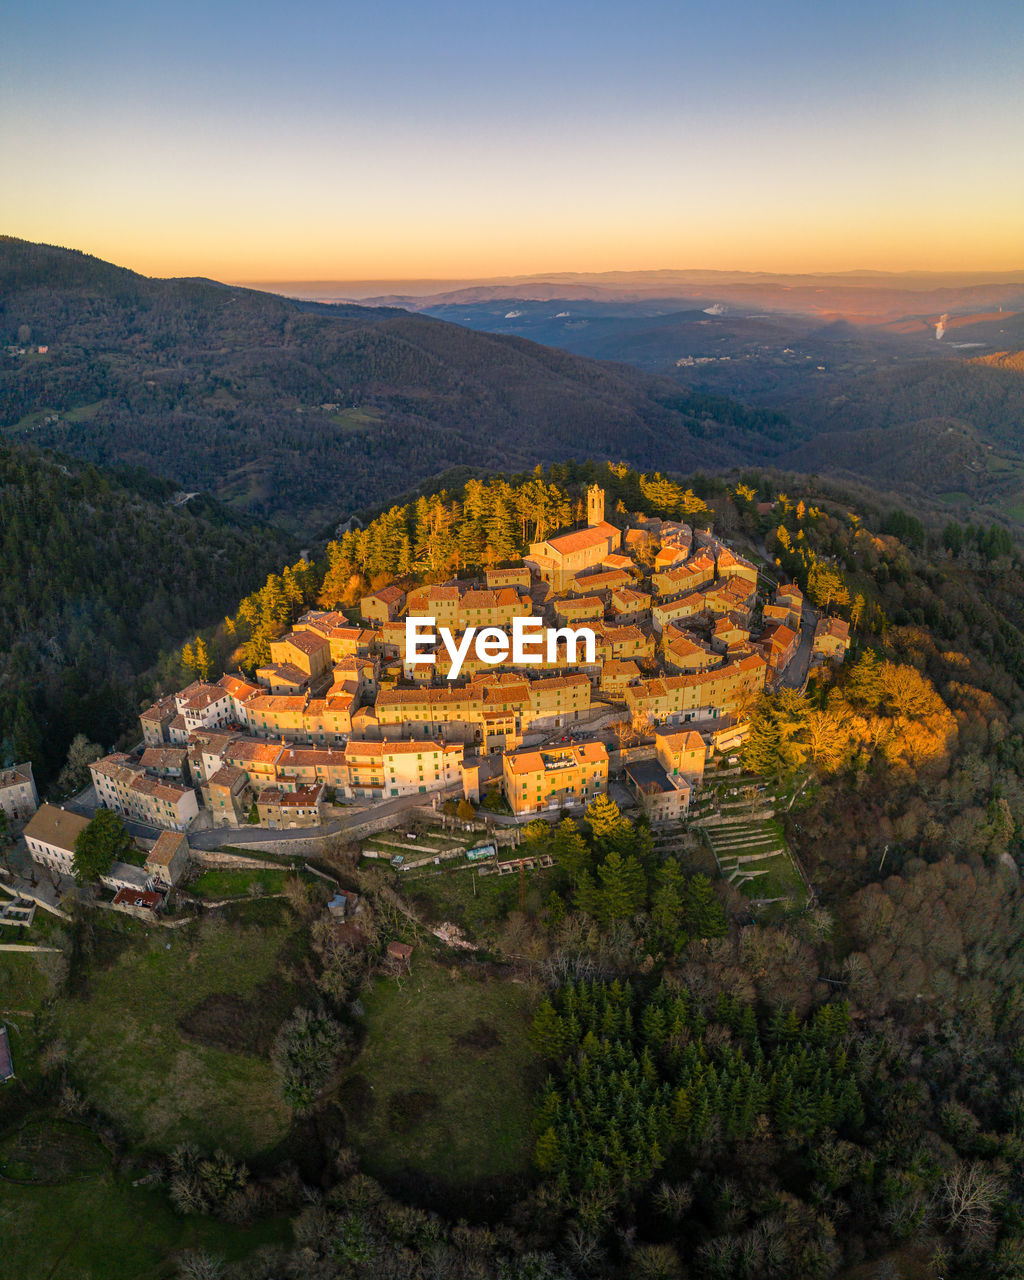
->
[10,460,1024,1276]
[420,295,1024,526]
[0,239,786,536]
[0,444,293,787]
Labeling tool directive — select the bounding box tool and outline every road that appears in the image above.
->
[185,783,464,849]
[777,602,819,691]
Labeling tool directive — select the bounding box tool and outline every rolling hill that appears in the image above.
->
[0,239,792,536]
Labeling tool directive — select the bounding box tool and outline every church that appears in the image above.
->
[526,485,622,592]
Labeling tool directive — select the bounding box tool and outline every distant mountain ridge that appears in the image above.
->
[256,266,1024,319]
[0,237,793,535]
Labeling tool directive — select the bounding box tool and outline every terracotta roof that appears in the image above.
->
[601,659,640,679]
[113,887,162,909]
[247,694,308,712]
[147,831,188,866]
[815,616,850,639]
[364,585,406,605]
[0,763,33,788]
[257,662,309,686]
[276,630,329,657]
[178,684,228,711]
[505,741,608,776]
[763,622,797,643]
[207,765,249,789]
[531,673,590,691]
[277,745,347,765]
[570,569,630,590]
[228,740,285,765]
[630,652,767,699]
[140,695,177,722]
[542,521,620,556]
[130,775,191,804]
[218,673,261,699]
[140,747,187,771]
[657,729,706,752]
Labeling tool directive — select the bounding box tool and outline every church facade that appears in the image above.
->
[526,485,622,592]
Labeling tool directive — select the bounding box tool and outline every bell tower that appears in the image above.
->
[587,484,605,528]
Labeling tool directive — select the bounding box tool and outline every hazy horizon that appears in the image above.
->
[238,266,1024,302]
[4,0,1022,279]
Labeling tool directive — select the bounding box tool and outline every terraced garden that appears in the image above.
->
[703,818,806,902]
[690,772,808,904]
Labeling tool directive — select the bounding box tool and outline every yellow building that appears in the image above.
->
[486,566,532,590]
[139,694,178,746]
[0,762,38,826]
[527,486,621,591]
[593,623,654,663]
[813,616,851,661]
[342,739,463,800]
[527,673,591,728]
[652,561,715,599]
[600,658,640,697]
[652,594,707,635]
[655,729,707,783]
[258,630,332,693]
[144,831,190,887]
[625,653,767,726]
[502,741,609,816]
[553,595,604,625]
[663,629,718,673]
[257,784,325,828]
[360,585,406,623]
[89,755,199,831]
[714,546,759,588]
[294,613,377,660]
[610,586,651,623]
[24,803,90,877]
[202,765,252,827]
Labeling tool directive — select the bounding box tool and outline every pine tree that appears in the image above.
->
[181,640,197,677]
[597,851,647,923]
[552,817,591,884]
[681,874,727,939]
[194,637,212,681]
[531,999,568,1058]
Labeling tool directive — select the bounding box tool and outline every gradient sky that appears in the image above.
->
[3,0,1023,280]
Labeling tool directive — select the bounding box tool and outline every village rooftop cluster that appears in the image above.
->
[3,486,851,906]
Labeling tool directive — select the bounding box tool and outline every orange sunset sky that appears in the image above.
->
[3,0,1022,282]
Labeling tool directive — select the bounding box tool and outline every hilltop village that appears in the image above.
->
[7,486,851,882]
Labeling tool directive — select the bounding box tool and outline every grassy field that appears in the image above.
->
[328,406,382,432]
[0,1116,289,1280]
[339,959,539,1186]
[403,864,556,946]
[189,867,291,898]
[10,399,104,435]
[53,909,304,1157]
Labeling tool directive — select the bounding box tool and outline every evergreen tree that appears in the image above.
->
[597,851,647,922]
[681,874,727,938]
[73,808,134,882]
[194,636,212,681]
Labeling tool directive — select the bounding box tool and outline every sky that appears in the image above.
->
[2,0,1023,281]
